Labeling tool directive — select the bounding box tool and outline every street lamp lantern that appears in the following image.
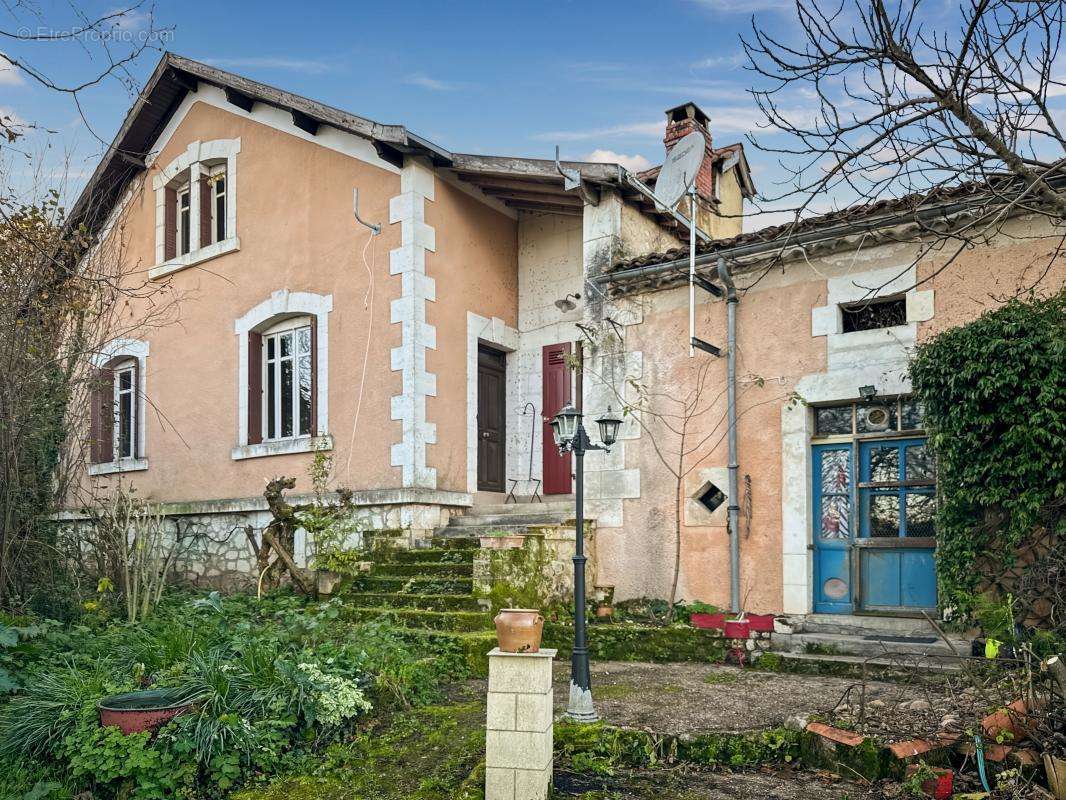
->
[594,406,622,448]
[550,401,581,447]
[550,402,618,725]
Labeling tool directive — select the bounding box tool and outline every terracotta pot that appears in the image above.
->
[98,690,193,735]
[691,612,725,630]
[1045,753,1066,799]
[595,605,614,618]
[494,608,545,653]
[724,620,751,639]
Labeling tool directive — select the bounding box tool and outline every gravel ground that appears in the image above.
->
[549,660,916,734]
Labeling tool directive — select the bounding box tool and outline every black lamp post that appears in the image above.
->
[549,401,622,723]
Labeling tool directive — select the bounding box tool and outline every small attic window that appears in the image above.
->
[696,482,726,514]
[841,297,907,333]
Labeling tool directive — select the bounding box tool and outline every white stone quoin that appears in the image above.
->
[485,647,556,800]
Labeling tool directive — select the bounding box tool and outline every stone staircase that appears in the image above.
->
[343,536,499,673]
[433,499,576,539]
[770,613,968,674]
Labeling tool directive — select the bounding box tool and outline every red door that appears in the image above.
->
[542,343,572,494]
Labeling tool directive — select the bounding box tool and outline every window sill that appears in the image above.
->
[89,458,148,476]
[150,237,240,280]
[231,434,333,461]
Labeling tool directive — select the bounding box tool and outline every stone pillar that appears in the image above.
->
[485,647,555,800]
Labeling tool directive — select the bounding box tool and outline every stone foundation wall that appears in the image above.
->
[58,492,469,589]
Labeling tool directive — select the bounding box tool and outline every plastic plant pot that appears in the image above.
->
[97,689,194,735]
[746,613,775,633]
[690,612,725,630]
[723,619,751,639]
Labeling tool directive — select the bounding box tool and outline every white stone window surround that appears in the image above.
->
[466,312,520,494]
[810,264,934,371]
[88,338,149,476]
[151,138,241,280]
[232,290,332,461]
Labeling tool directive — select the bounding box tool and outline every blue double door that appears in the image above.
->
[813,438,937,613]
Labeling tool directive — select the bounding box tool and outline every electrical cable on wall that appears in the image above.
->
[346,188,381,481]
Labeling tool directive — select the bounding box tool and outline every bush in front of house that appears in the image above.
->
[0,592,465,800]
[910,290,1065,624]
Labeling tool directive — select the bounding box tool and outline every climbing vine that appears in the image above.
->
[909,291,1065,621]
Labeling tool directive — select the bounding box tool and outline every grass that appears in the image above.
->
[234,702,485,800]
[702,671,739,685]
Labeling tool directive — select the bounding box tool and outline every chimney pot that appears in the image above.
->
[663,102,716,202]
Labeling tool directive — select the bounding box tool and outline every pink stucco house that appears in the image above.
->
[68,53,1062,628]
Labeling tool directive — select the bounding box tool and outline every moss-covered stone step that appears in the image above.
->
[390,548,477,564]
[347,592,484,612]
[372,562,475,577]
[351,575,474,595]
[555,720,801,770]
[543,623,727,664]
[396,628,497,677]
[342,606,493,633]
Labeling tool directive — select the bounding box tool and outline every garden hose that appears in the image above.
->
[974,733,991,793]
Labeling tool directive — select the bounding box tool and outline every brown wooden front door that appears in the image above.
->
[542,342,573,495]
[477,345,506,492]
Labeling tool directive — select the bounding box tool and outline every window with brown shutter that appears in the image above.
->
[89,368,115,464]
[309,316,318,435]
[164,187,177,261]
[199,177,212,249]
[248,332,263,444]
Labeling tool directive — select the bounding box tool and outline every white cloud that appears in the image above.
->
[0,54,23,87]
[585,149,653,171]
[532,120,664,142]
[404,73,463,92]
[207,57,339,75]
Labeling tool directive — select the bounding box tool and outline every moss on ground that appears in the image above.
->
[544,624,726,664]
[234,703,485,800]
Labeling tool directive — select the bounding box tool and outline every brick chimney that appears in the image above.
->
[663,102,716,201]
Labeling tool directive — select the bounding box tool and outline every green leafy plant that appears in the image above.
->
[910,291,1065,621]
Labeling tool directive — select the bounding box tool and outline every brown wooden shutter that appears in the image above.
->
[199,176,212,248]
[164,187,177,260]
[90,368,115,464]
[309,317,318,436]
[248,332,263,444]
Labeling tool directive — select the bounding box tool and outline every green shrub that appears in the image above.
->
[910,291,1065,620]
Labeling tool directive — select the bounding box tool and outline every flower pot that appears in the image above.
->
[98,689,193,735]
[724,620,751,639]
[494,608,545,653]
[691,612,725,630]
[746,613,775,633]
[1045,753,1066,799]
[595,605,614,619]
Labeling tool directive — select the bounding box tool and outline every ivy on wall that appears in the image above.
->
[909,291,1065,619]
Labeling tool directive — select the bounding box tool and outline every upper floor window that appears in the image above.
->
[152,139,240,277]
[841,297,907,333]
[177,184,191,256]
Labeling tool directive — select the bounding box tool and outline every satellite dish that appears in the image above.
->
[653,130,705,209]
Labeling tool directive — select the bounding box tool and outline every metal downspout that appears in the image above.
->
[717,257,741,614]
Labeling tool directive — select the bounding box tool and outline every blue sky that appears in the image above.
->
[2,0,804,222]
[7,0,1057,229]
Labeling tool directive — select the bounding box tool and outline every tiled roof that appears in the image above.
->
[609,180,998,273]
